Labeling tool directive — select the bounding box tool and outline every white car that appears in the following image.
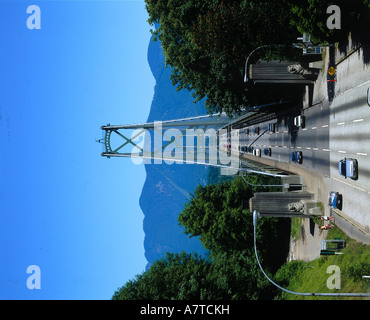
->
[339,158,358,180]
[294,115,305,128]
[253,148,261,157]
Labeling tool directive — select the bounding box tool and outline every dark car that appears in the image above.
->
[267,123,276,133]
[264,148,271,156]
[328,191,342,210]
[291,151,303,164]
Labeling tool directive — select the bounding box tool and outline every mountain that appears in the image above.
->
[140,35,210,269]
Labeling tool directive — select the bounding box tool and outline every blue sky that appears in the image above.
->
[0,0,154,299]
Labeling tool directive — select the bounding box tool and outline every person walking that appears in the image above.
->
[321,216,335,222]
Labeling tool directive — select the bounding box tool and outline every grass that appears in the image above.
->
[276,222,370,300]
[290,217,303,239]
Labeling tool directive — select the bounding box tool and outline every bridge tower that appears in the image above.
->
[98,114,237,170]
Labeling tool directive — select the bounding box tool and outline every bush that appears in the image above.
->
[345,262,370,282]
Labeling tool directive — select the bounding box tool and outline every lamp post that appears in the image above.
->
[252,210,370,298]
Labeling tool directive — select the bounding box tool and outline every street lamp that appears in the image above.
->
[244,44,296,83]
[252,210,370,298]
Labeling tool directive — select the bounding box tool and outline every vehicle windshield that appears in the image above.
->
[340,161,346,174]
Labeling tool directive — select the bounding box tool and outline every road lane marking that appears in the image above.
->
[297,146,302,149]
[331,177,368,193]
[322,124,329,128]
[353,118,364,122]
[323,149,331,152]
[356,152,368,156]
[311,127,317,129]
[338,150,347,153]
[313,148,319,150]
[334,79,370,98]
[337,122,345,126]
[302,128,308,131]
[306,147,311,150]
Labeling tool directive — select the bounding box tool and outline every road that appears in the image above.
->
[235,44,370,241]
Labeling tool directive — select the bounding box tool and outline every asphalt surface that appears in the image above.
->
[234,41,370,245]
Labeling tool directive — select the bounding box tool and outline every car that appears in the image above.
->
[264,148,271,156]
[291,151,303,164]
[254,127,260,135]
[246,128,250,135]
[268,123,276,133]
[338,158,358,180]
[253,148,261,157]
[247,146,254,153]
[328,191,342,210]
[367,87,370,106]
[294,115,305,128]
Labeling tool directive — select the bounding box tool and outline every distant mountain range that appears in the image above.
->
[141,35,210,269]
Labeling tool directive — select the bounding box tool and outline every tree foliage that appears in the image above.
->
[145,0,300,116]
[178,176,290,268]
[112,251,214,300]
[285,0,370,43]
[113,176,291,300]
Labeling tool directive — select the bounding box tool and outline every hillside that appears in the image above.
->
[141,35,210,269]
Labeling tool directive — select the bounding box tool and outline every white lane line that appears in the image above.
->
[313,148,319,150]
[306,147,311,150]
[302,128,308,131]
[331,177,368,193]
[353,118,364,122]
[356,152,368,156]
[297,146,302,149]
[322,124,329,128]
[311,127,317,130]
[338,150,347,153]
[323,149,331,152]
[337,122,345,126]
[334,79,370,98]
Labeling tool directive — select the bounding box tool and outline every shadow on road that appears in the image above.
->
[309,218,316,236]
[338,30,370,66]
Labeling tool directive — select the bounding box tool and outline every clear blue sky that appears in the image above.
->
[0,0,154,299]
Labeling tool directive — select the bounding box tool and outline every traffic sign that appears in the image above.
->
[328,66,336,76]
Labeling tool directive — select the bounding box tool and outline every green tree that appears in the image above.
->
[113,176,291,300]
[112,251,215,300]
[145,0,300,116]
[112,250,277,300]
[285,0,370,43]
[178,175,290,271]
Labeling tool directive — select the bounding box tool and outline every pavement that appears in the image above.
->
[236,38,370,260]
